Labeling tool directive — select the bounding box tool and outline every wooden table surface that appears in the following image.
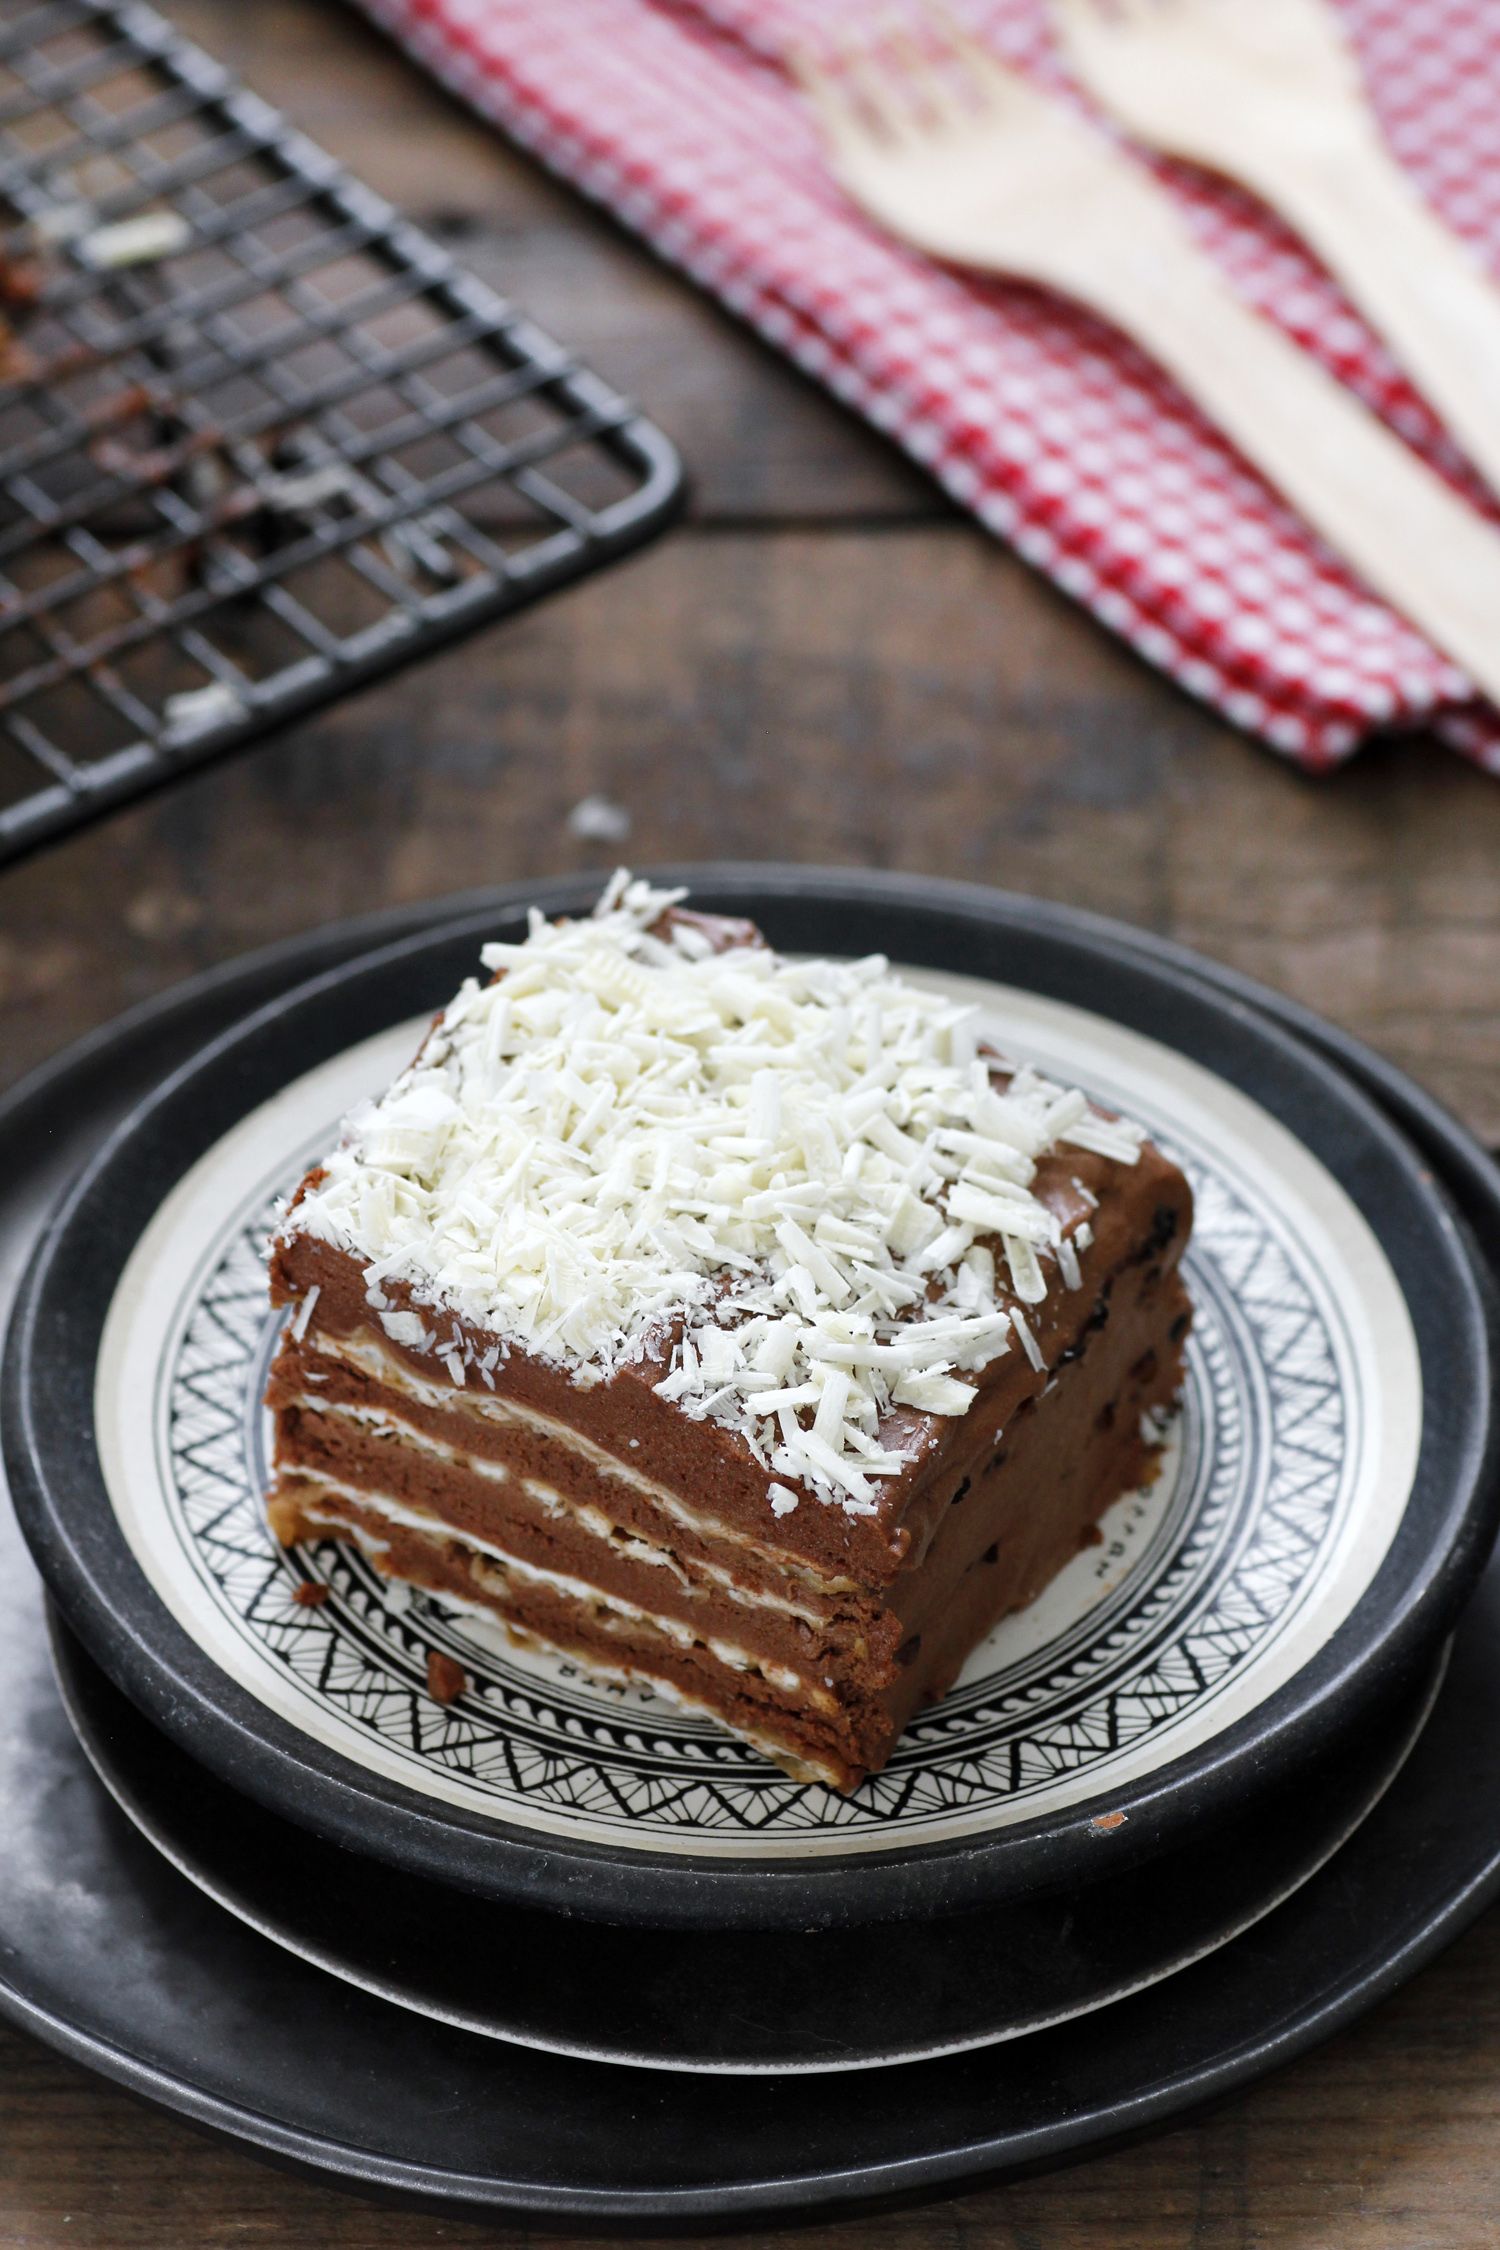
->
[5,4,1500,2244]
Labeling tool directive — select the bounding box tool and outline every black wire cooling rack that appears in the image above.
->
[0,0,684,861]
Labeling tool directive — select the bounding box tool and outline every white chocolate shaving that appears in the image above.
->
[281,876,1141,1516]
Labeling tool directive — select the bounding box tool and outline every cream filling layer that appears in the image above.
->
[299,1324,861,1595]
[283,1390,831,1627]
[284,1471,813,1698]
[418,1596,849,1791]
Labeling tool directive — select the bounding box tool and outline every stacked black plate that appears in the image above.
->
[3,868,1500,2228]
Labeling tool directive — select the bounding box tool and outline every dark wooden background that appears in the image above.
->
[4,3,1500,2243]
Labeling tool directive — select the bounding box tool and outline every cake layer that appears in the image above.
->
[267,1325,863,1611]
[270,1258,1189,1789]
[269,1476,872,1792]
[269,1391,891,1688]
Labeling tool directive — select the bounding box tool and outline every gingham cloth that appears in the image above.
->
[358,0,1500,772]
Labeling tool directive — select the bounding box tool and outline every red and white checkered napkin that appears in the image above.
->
[360,0,1500,772]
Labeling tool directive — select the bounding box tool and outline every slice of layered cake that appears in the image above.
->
[266,876,1192,1793]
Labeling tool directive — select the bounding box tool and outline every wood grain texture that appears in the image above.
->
[6,523,1499,1135]
[2,2,1499,2243]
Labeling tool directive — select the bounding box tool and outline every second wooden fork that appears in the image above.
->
[1056,0,1500,507]
[794,11,1500,711]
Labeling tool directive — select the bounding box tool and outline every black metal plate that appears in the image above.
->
[0,879,1499,2218]
[7,869,1499,1931]
[0,0,683,861]
[48,1602,1443,2074]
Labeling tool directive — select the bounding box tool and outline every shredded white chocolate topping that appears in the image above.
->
[281,874,1144,1516]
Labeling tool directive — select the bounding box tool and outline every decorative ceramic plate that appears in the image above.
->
[7,873,1497,1926]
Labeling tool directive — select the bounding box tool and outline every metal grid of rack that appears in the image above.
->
[0,0,683,861]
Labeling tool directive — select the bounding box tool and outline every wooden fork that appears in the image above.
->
[1056,0,1500,506]
[793,10,1500,711]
